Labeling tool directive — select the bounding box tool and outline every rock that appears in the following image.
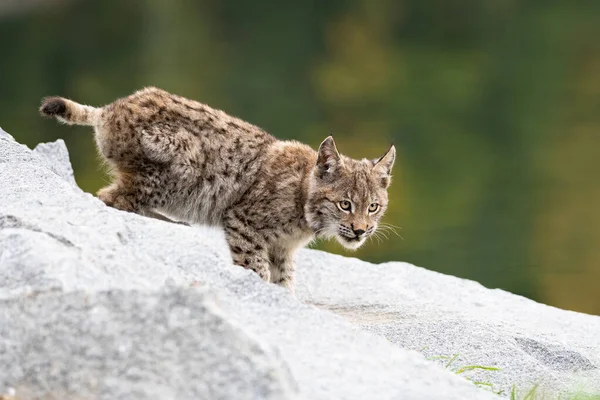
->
[0,128,495,399]
[1,128,599,399]
[33,140,77,187]
[0,127,11,139]
[0,289,298,400]
[295,254,600,397]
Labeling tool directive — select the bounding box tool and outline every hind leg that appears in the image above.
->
[97,178,188,225]
[97,170,152,215]
[97,183,145,214]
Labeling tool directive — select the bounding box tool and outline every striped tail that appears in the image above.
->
[39,96,100,126]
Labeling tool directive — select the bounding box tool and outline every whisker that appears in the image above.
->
[376,230,389,240]
[369,233,382,245]
[377,225,403,239]
[379,223,403,229]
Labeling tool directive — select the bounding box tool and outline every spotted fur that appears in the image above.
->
[40,87,395,293]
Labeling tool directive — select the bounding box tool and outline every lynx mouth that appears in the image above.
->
[336,234,366,250]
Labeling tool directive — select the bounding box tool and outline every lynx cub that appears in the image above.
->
[40,87,395,292]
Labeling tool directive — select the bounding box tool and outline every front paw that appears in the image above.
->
[275,278,295,295]
[256,268,271,282]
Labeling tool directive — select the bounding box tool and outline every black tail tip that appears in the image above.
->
[40,97,66,117]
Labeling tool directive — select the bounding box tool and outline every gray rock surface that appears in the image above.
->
[1,289,298,400]
[296,255,600,397]
[0,127,495,399]
[32,139,77,186]
[1,127,598,399]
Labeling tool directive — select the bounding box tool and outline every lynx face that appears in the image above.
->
[306,136,396,250]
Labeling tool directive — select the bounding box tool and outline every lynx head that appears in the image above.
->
[306,136,396,250]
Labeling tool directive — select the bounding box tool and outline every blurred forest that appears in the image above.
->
[1,0,599,314]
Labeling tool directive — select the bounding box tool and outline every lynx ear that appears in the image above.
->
[316,136,341,178]
[372,144,396,187]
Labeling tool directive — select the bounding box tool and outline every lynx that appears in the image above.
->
[40,87,395,293]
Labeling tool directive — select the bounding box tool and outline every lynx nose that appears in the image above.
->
[351,224,366,237]
[353,229,365,237]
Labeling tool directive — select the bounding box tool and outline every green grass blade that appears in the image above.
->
[522,384,538,400]
[445,354,459,369]
[455,365,500,374]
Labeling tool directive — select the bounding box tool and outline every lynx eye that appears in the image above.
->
[368,203,379,213]
[338,200,352,212]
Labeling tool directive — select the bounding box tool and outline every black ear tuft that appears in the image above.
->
[40,97,67,117]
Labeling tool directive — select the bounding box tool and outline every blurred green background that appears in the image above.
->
[1,0,599,314]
